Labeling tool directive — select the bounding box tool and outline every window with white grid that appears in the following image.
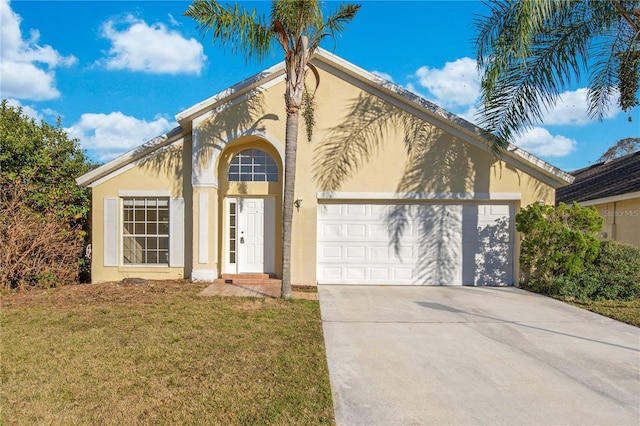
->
[122,198,169,265]
[228,149,278,182]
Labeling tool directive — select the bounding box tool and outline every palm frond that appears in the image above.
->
[475,0,637,145]
[588,27,627,119]
[183,0,273,61]
[271,0,321,38]
[309,3,361,51]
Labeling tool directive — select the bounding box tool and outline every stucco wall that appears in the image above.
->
[90,139,190,283]
[595,198,640,247]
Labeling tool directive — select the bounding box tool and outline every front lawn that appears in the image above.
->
[560,298,640,327]
[0,281,334,425]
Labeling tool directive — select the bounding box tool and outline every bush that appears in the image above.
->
[517,202,602,288]
[525,241,640,301]
[517,202,640,301]
[0,181,83,291]
[0,101,93,289]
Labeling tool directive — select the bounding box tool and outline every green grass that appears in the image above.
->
[560,298,640,327]
[0,281,334,425]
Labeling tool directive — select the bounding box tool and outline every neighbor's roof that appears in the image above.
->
[556,151,640,205]
[77,48,573,188]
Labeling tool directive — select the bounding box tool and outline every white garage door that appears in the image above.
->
[317,202,514,285]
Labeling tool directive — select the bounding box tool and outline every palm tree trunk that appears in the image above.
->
[281,109,299,299]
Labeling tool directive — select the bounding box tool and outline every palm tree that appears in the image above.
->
[475,0,640,150]
[184,0,360,298]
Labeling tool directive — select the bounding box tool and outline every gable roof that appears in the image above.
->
[556,151,640,205]
[77,48,573,188]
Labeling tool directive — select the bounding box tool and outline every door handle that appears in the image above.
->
[240,236,245,244]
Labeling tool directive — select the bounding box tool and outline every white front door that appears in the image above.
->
[226,197,275,274]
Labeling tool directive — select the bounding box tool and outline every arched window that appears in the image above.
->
[228,149,278,182]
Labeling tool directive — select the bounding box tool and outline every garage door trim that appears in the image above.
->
[317,191,522,201]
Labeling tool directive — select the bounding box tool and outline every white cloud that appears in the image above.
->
[66,112,173,162]
[0,0,77,100]
[406,58,621,130]
[167,13,180,27]
[410,57,480,108]
[41,107,59,117]
[514,127,577,157]
[371,70,394,83]
[99,15,206,75]
[539,88,620,125]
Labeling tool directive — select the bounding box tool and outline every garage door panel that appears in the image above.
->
[346,224,366,237]
[319,245,342,258]
[369,245,390,259]
[319,204,342,216]
[345,267,366,280]
[319,223,343,237]
[346,246,366,259]
[317,202,514,285]
[462,204,513,244]
[461,225,511,243]
[346,204,366,216]
[319,243,419,264]
[392,268,414,281]
[320,266,342,281]
[490,204,510,216]
[370,224,389,238]
[473,241,513,286]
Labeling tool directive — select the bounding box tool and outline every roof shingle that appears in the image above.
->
[556,151,640,204]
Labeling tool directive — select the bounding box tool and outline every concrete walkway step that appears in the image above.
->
[221,273,277,280]
[198,281,318,300]
[215,273,281,286]
[213,278,282,285]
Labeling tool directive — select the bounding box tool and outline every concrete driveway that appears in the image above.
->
[318,285,640,426]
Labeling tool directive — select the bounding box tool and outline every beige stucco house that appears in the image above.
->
[556,151,640,247]
[77,49,573,286]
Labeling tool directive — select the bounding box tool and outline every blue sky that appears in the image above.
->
[2,0,638,171]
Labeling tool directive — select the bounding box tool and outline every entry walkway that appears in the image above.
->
[199,282,318,300]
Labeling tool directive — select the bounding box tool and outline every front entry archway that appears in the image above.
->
[224,196,276,274]
[218,139,282,276]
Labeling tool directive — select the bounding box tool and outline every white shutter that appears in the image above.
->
[170,198,185,267]
[103,197,118,267]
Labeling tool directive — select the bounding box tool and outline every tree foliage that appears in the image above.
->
[516,202,603,287]
[184,0,359,298]
[597,136,639,162]
[476,0,640,149]
[0,100,93,289]
[0,100,92,223]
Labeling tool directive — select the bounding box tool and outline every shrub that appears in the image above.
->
[526,241,640,301]
[0,101,93,289]
[516,202,602,289]
[578,241,640,300]
[0,181,83,291]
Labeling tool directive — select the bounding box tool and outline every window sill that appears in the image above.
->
[119,265,171,273]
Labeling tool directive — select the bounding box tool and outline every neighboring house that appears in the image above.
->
[76,49,573,286]
[556,151,640,247]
